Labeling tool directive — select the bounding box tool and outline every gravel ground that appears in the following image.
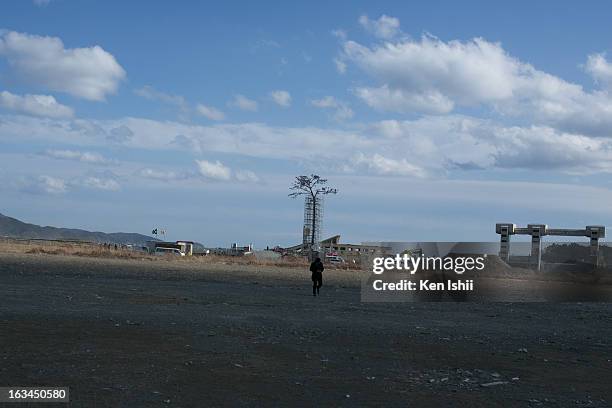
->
[1,253,611,407]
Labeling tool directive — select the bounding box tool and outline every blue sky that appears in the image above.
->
[2,0,612,247]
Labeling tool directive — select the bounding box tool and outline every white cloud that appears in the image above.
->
[334,58,347,74]
[365,116,612,175]
[81,177,119,191]
[340,31,612,137]
[355,85,454,114]
[19,171,118,194]
[353,153,427,177]
[138,168,186,181]
[490,126,612,174]
[310,96,354,121]
[196,104,225,120]
[107,125,134,143]
[342,36,519,108]
[269,90,291,107]
[0,90,74,118]
[196,159,232,181]
[43,149,110,164]
[196,160,259,183]
[230,94,258,111]
[358,15,401,39]
[0,31,125,101]
[4,113,612,177]
[585,53,612,89]
[38,175,67,194]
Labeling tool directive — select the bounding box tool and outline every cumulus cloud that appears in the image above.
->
[358,15,401,39]
[490,126,612,173]
[196,104,225,120]
[38,175,67,194]
[107,125,134,143]
[342,36,520,108]
[352,153,427,177]
[196,159,232,180]
[339,27,612,137]
[365,116,612,175]
[194,160,260,183]
[43,149,111,164]
[310,96,354,121]
[0,31,125,101]
[0,90,74,118]
[585,53,612,89]
[229,94,258,111]
[269,90,291,107]
[355,85,454,114]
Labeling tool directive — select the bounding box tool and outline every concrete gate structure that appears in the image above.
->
[495,224,606,270]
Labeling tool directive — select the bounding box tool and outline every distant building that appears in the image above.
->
[210,243,254,256]
[176,241,194,256]
[285,235,391,262]
[147,240,194,256]
[320,235,391,262]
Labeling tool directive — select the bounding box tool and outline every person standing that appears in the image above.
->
[310,257,324,296]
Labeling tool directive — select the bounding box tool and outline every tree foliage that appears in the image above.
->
[288,174,338,199]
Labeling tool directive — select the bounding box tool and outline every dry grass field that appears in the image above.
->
[0,238,315,268]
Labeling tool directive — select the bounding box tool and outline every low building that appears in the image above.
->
[147,240,194,256]
[285,235,391,263]
[320,235,391,262]
[211,242,254,256]
[176,241,194,256]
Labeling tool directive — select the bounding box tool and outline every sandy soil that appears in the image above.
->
[1,253,611,407]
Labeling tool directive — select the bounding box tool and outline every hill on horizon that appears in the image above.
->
[0,212,158,246]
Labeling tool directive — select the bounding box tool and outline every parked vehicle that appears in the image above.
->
[154,247,184,256]
[325,255,345,264]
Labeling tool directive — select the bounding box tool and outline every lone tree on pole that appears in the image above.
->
[289,175,337,256]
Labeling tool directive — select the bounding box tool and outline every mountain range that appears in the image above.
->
[0,212,157,246]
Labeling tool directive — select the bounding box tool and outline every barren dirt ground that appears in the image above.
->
[1,253,611,407]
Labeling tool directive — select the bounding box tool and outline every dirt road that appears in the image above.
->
[1,253,611,407]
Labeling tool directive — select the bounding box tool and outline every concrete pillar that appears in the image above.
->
[500,228,511,263]
[496,223,514,264]
[531,235,541,271]
[586,226,605,268]
[590,236,600,267]
[528,224,547,271]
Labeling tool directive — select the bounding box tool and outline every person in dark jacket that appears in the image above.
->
[310,257,324,296]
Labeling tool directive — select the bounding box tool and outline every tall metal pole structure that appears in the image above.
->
[289,175,337,258]
[302,195,324,250]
